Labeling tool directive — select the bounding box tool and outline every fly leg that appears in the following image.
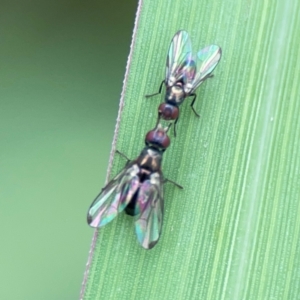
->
[115,150,131,163]
[189,73,214,116]
[145,80,164,98]
[157,110,163,124]
[163,178,183,189]
[166,122,173,133]
[189,93,200,118]
[155,112,173,132]
[173,112,180,137]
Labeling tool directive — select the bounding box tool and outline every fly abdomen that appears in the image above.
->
[166,85,185,105]
[125,192,138,216]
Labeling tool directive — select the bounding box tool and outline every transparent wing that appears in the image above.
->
[166,30,194,86]
[190,45,222,92]
[134,172,164,249]
[87,163,140,228]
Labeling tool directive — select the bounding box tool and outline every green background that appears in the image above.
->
[0,1,137,299]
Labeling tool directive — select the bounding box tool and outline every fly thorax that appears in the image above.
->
[139,148,162,172]
[166,85,185,105]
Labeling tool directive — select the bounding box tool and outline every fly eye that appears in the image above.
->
[158,103,179,121]
[145,128,170,150]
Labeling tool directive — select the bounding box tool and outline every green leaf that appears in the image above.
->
[81,0,300,298]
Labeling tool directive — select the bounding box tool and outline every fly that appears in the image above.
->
[146,30,222,135]
[87,122,182,249]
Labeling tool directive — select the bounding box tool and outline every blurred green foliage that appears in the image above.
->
[0,1,137,299]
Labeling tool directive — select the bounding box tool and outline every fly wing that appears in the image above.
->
[166,30,194,87]
[190,45,222,93]
[87,162,140,228]
[134,172,164,249]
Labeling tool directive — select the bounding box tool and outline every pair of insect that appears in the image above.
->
[87,30,222,249]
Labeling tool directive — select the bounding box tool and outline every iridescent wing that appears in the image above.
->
[134,172,164,249]
[166,30,194,87]
[87,162,140,228]
[190,45,222,93]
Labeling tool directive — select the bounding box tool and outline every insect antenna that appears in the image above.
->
[163,178,183,189]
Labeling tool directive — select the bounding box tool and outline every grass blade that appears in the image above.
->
[81,0,300,298]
